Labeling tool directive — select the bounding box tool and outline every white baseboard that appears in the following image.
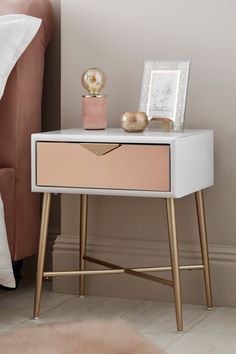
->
[52,234,236,307]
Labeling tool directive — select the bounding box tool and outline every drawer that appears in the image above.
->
[36,142,170,192]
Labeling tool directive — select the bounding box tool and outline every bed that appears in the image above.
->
[0,0,53,287]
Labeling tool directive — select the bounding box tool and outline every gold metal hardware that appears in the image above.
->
[166,198,183,332]
[84,256,173,287]
[79,194,88,296]
[80,143,120,156]
[34,189,212,333]
[43,264,204,278]
[34,193,51,319]
[43,269,123,277]
[195,190,213,309]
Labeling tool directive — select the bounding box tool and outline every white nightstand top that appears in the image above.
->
[32,128,213,144]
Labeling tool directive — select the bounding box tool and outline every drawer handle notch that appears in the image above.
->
[80,143,120,156]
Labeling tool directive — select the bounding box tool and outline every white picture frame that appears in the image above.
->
[139,60,190,131]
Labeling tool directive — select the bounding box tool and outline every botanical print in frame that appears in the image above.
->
[139,61,190,131]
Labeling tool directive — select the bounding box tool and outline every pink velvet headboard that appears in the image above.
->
[0,0,53,260]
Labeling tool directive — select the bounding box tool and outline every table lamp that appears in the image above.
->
[81,68,107,129]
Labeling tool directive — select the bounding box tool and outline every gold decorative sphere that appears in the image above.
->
[81,68,106,95]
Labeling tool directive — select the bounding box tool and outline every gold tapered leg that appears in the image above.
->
[166,198,183,332]
[33,193,51,319]
[79,194,88,297]
[195,190,213,309]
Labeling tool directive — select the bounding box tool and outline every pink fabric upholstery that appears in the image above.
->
[0,0,53,260]
[0,168,15,256]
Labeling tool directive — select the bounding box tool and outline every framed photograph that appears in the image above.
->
[139,60,190,131]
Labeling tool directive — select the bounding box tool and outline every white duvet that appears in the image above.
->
[0,14,42,99]
[0,14,42,287]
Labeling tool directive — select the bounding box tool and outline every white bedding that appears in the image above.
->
[0,14,42,287]
[0,14,42,99]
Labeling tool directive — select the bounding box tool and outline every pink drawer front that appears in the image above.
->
[36,142,170,191]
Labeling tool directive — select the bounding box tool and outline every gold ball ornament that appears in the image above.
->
[81,68,106,95]
[121,112,148,132]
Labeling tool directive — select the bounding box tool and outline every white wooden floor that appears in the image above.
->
[1,282,236,353]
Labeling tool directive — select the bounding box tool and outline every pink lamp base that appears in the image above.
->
[82,96,107,130]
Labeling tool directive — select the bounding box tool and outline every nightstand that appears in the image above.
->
[31,128,214,332]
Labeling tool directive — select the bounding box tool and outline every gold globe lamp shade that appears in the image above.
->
[81,68,106,95]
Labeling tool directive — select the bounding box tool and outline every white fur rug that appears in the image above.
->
[0,319,164,354]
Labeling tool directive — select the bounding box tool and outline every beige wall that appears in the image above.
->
[58,0,236,305]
